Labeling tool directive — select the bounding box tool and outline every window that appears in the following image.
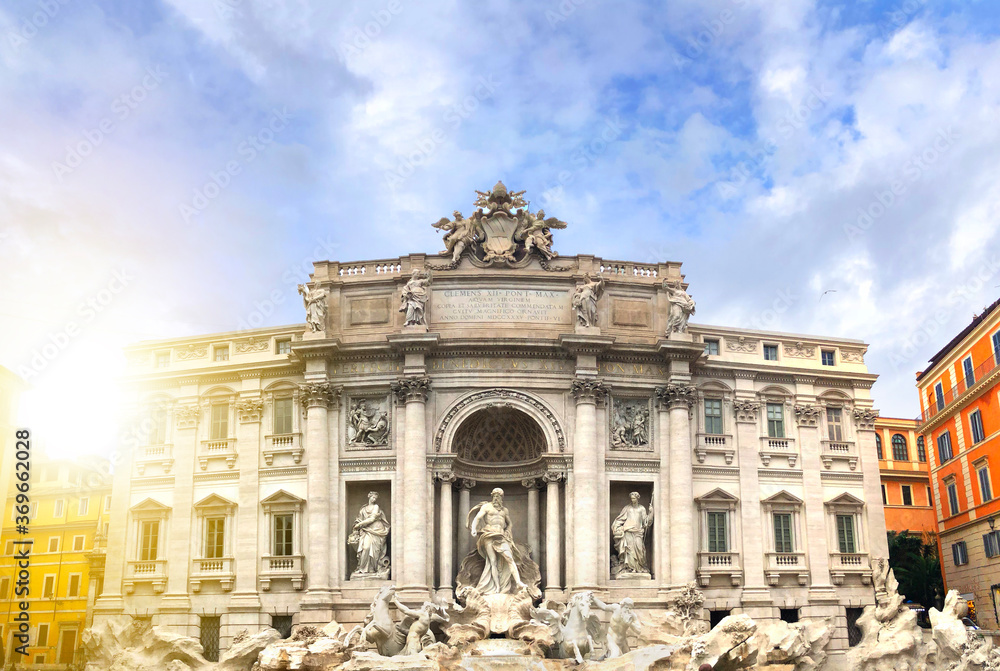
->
[892,434,908,461]
[767,403,785,438]
[11,502,37,521]
[821,350,835,366]
[947,481,961,516]
[105,496,112,512]
[927,486,933,506]
[985,531,1000,558]
[881,484,887,505]
[836,514,857,553]
[47,537,59,553]
[935,383,945,412]
[876,434,883,459]
[704,339,720,356]
[978,464,993,502]
[210,404,229,440]
[214,346,229,362]
[773,513,794,553]
[205,518,226,559]
[0,576,10,599]
[78,497,89,516]
[780,608,800,623]
[917,436,926,462]
[151,407,167,444]
[34,655,45,665]
[274,514,294,556]
[42,575,55,598]
[273,398,293,435]
[994,330,1000,365]
[139,521,159,561]
[971,410,986,444]
[764,344,779,361]
[707,512,728,552]
[938,431,954,463]
[73,536,85,552]
[827,407,844,441]
[902,485,912,506]
[846,608,864,647]
[963,356,975,389]
[67,574,81,597]
[36,622,48,646]
[952,541,969,566]
[276,339,292,355]
[155,352,170,368]
[53,499,65,518]
[704,399,723,435]
[4,540,14,555]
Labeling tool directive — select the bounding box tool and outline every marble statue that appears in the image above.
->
[432,210,479,263]
[347,398,389,446]
[592,596,643,658]
[390,597,449,655]
[399,269,430,326]
[531,591,602,663]
[611,492,653,577]
[572,273,605,327]
[468,488,528,594]
[611,401,650,448]
[348,491,390,579]
[344,585,405,656]
[517,208,565,260]
[298,284,328,333]
[663,280,696,334]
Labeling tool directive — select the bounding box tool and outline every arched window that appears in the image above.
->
[917,436,927,462]
[875,434,883,459]
[892,434,908,461]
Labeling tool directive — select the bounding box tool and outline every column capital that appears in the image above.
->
[173,404,201,430]
[522,478,539,490]
[392,377,431,403]
[654,384,697,409]
[435,471,457,485]
[571,378,608,404]
[732,399,760,423]
[459,478,477,490]
[853,407,879,430]
[542,471,564,484]
[299,382,342,408]
[235,398,264,423]
[794,404,822,428]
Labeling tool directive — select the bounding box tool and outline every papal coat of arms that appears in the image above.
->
[431,181,568,267]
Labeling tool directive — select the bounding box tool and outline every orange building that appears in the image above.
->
[916,297,1000,628]
[875,416,936,535]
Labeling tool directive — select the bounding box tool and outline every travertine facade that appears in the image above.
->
[93,186,888,660]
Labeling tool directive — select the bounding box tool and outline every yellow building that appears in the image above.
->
[0,452,111,668]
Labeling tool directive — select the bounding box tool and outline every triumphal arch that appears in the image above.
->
[95,181,887,660]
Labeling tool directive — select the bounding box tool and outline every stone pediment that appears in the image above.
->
[696,487,739,503]
[761,490,803,505]
[193,493,237,510]
[129,497,171,513]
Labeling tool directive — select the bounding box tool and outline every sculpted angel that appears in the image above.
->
[432,210,480,263]
[664,280,696,334]
[572,273,605,328]
[516,208,567,260]
[298,284,328,333]
[468,488,528,594]
[399,269,430,326]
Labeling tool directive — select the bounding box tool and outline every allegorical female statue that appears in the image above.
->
[399,269,430,326]
[663,280,696,334]
[348,491,391,579]
[572,273,605,327]
[298,284,328,333]
[468,488,529,594]
[611,492,653,577]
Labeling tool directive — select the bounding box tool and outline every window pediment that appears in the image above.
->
[194,493,237,514]
[762,491,803,505]
[261,490,304,513]
[825,492,864,512]
[130,498,171,514]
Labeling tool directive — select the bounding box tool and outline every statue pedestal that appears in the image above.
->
[666,331,693,342]
[614,571,653,581]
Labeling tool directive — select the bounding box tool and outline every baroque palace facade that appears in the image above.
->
[93,184,888,659]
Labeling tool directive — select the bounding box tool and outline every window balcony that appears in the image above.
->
[259,554,306,591]
[765,552,809,585]
[199,439,237,470]
[190,557,235,592]
[759,437,797,467]
[263,433,304,466]
[695,433,735,465]
[829,553,872,585]
[696,551,742,586]
[820,440,858,470]
[136,444,173,475]
[124,559,167,594]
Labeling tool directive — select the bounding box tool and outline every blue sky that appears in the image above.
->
[2,0,1000,456]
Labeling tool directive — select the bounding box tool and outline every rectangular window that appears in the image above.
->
[276,339,292,355]
[993,331,1000,365]
[947,482,961,516]
[971,410,986,444]
[773,513,794,553]
[105,496,112,512]
[4,540,14,555]
[205,518,225,559]
[707,512,728,553]
[881,484,887,505]
[67,574,81,597]
[836,514,857,553]
[938,431,954,462]
[704,399,723,435]
[917,437,927,462]
[704,339,720,356]
[34,655,45,665]
[764,344,779,361]
[214,346,229,362]
[53,499,64,518]
[927,486,933,506]
[78,497,89,516]
[47,537,59,553]
[274,514,293,556]
[0,576,10,599]
[155,352,170,368]
[139,521,159,561]
[780,608,800,623]
[767,403,785,438]
[963,356,975,389]
[979,465,993,502]
[151,407,167,445]
[902,485,913,506]
[273,398,293,435]
[821,350,835,366]
[953,541,969,566]
[210,404,228,440]
[985,531,1000,558]
[827,407,844,441]
[43,575,55,599]
[935,382,945,412]
[37,622,48,647]
[73,536,85,552]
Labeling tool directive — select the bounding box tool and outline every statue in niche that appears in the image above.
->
[572,273,605,327]
[663,279,696,334]
[348,491,391,579]
[399,269,430,326]
[611,492,653,577]
[611,400,650,449]
[591,596,643,658]
[347,398,390,446]
[298,284,328,333]
[467,488,529,594]
[432,210,479,264]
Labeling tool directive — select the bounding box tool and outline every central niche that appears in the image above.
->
[453,407,545,463]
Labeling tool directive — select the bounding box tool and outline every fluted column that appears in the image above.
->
[571,378,606,590]
[854,408,889,559]
[301,382,340,607]
[543,471,564,597]
[734,398,770,612]
[655,396,671,587]
[392,377,431,595]
[524,478,540,560]
[437,472,456,597]
[657,384,696,585]
[458,479,476,559]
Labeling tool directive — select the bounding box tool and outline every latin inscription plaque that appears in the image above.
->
[433,289,571,324]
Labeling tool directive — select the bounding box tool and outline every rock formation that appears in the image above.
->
[81,616,211,671]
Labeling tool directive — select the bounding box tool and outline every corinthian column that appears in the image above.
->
[571,378,606,591]
[458,479,476,559]
[392,377,431,596]
[300,382,341,610]
[734,397,770,614]
[437,472,456,598]
[656,384,696,585]
[542,471,564,598]
[523,478,540,560]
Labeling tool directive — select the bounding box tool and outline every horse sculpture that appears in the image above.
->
[531,591,603,663]
[343,584,407,656]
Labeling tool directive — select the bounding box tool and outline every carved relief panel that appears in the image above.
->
[609,397,652,451]
[346,394,392,449]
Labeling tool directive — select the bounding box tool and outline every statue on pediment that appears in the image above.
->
[298,284,328,333]
[399,269,430,326]
[664,280,696,334]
